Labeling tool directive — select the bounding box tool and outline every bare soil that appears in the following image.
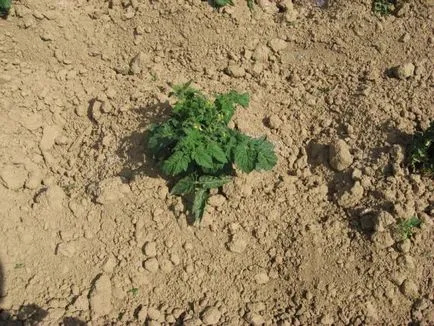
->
[0,0,433,325]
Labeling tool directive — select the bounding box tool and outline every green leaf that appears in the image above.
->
[171,175,196,195]
[234,142,256,173]
[198,175,231,189]
[255,138,277,171]
[192,147,214,169]
[208,142,228,163]
[192,188,209,221]
[162,151,190,176]
[0,0,11,15]
[214,0,233,7]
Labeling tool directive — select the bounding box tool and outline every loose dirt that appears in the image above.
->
[0,0,433,325]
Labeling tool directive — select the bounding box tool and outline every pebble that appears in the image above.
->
[401,279,419,299]
[0,164,27,190]
[268,114,283,129]
[89,274,112,318]
[170,253,181,266]
[95,177,130,205]
[374,211,395,232]
[159,258,174,273]
[147,307,161,321]
[252,45,270,62]
[329,139,353,171]
[397,239,411,253]
[391,62,415,79]
[227,235,247,254]
[247,312,265,326]
[143,257,159,273]
[40,125,61,151]
[208,194,226,208]
[35,185,66,210]
[268,38,288,53]
[225,64,245,78]
[56,241,77,257]
[372,231,395,249]
[201,306,221,325]
[143,241,157,257]
[320,314,334,325]
[254,272,270,285]
[130,52,148,75]
[137,306,148,322]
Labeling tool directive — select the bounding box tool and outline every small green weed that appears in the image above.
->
[409,121,434,176]
[214,0,255,9]
[372,0,395,16]
[127,288,139,296]
[397,217,421,240]
[14,263,25,269]
[148,82,277,221]
[0,0,11,17]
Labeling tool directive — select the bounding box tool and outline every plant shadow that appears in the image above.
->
[0,259,86,325]
[116,101,172,182]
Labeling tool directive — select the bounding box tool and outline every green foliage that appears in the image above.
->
[397,217,422,240]
[409,121,434,176]
[148,83,277,222]
[127,288,139,296]
[372,0,395,16]
[213,0,255,9]
[0,0,11,17]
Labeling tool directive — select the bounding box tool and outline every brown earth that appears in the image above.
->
[0,0,433,325]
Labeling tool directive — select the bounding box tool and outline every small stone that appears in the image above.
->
[400,33,411,43]
[254,272,269,285]
[91,101,102,122]
[143,257,159,273]
[329,139,353,171]
[56,242,76,257]
[251,62,264,76]
[268,114,282,129]
[89,274,112,318]
[170,253,181,266]
[225,64,245,78]
[95,177,129,205]
[252,45,270,62]
[23,16,35,28]
[247,312,265,326]
[143,241,157,257]
[208,194,226,208]
[147,307,161,321]
[337,181,364,208]
[320,314,334,325]
[268,38,288,53]
[374,211,395,232]
[397,239,411,253]
[105,87,116,99]
[372,231,395,249]
[227,235,247,253]
[159,258,174,273]
[75,104,88,117]
[0,164,27,190]
[40,125,61,151]
[137,306,148,322]
[201,306,221,325]
[401,279,419,299]
[391,63,415,80]
[130,52,148,75]
[103,255,117,273]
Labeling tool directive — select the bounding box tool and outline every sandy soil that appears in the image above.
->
[0,0,433,325]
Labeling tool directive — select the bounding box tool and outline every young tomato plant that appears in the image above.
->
[148,82,277,221]
[409,121,433,177]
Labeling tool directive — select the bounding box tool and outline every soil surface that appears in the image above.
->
[0,0,433,325]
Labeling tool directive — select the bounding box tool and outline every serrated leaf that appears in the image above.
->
[198,175,231,189]
[171,175,196,195]
[234,142,256,173]
[192,147,214,169]
[162,151,190,176]
[192,188,209,221]
[255,138,277,171]
[208,142,228,163]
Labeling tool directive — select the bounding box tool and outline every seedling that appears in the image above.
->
[409,121,434,176]
[213,0,255,9]
[14,263,25,269]
[127,288,139,296]
[397,217,421,240]
[0,0,11,17]
[148,82,277,221]
[372,0,396,16]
